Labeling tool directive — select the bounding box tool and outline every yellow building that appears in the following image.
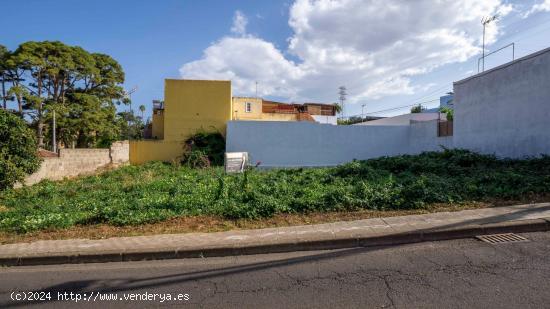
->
[130,79,232,164]
[232,97,337,122]
[130,79,336,164]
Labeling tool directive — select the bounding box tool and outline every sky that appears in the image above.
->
[2,0,550,119]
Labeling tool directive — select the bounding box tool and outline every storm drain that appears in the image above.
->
[476,233,529,244]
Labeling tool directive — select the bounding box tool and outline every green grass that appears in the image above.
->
[1,149,549,233]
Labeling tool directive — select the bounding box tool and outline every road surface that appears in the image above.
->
[1,231,549,308]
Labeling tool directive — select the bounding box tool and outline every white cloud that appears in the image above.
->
[524,0,550,17]
[180,1,512,103]
[230,10,248,36]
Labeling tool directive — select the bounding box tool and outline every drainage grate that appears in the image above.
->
[476,233,529,244]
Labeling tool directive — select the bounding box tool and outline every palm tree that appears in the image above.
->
[139,105,145,119]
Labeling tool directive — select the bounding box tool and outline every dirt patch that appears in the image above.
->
[2,196,548,245]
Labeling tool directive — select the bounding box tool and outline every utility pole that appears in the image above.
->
[338,86,347,119]
[52,108,56,153]
[0,72,6,109]
[481,14,499,72]
[361,104,366,122]
[255,81,258,98]
[124,86,138,140]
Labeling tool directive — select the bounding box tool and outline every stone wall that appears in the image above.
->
[23,141,129,186]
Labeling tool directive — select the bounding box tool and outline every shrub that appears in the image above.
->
[440,107,454,121]
[181,131,225,168]
[0,109,42,190]
[1,149,550,233]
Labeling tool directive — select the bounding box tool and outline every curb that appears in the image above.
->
[1,218,549,267]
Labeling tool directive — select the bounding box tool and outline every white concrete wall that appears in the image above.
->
[409,120,453,154]
[227,47,550,167]
[453,47,550,158]
[311,115,337,125]
[226,121,451,167]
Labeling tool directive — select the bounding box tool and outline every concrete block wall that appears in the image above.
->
[110,141,130,165]
[22,141,130,186]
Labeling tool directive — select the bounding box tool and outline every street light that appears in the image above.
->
[52,107,58,153]
[361,104,366,122]
[481,14,499,72]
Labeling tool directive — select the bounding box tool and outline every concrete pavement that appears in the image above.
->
[1,202,550,266]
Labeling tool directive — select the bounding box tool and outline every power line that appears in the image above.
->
[342,98,441,119]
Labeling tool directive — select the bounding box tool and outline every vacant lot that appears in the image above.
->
[1,149,549,235]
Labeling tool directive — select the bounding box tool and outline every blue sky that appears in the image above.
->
[2,0,550,119]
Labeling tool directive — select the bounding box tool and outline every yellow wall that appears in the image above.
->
[232,97,263,120]
[130,140,183,164]
[164,79,232,141]
[260,113,298,121]
[130,79,232,164]
[152,110,164,139]
[232,97,300,121]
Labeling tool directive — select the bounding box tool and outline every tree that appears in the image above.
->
[440,107,454,121]
[116,111,145,141]
[0,109,41,190]
[1,41,127,149]
[139,104,145,119]
[410,104,424,113]
[0,45,8,109]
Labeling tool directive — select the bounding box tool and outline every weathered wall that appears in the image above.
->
[453,47,550,158]
[110,141,130,165]
[23,141,129,186]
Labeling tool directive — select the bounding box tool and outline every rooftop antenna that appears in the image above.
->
[125,86,138,114]
[481,14,499,72]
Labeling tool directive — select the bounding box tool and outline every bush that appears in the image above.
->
[180,131,225,168]
[0,109,41,190]
[1,149,549,233]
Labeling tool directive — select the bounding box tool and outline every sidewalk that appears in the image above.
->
[1,203,550,266]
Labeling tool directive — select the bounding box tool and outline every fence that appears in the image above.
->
[226,120,450,167]
[438,120,453,137]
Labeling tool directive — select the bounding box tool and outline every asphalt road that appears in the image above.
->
[1,231,550,309]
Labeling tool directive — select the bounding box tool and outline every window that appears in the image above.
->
[245,102,252,113]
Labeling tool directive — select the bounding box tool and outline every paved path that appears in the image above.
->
[1,231,550,308]
[1,203,550,266]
